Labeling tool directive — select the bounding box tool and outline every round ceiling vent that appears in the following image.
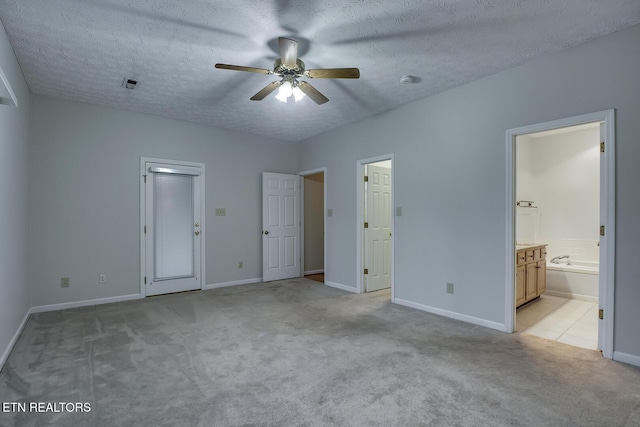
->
[400,75,419,84]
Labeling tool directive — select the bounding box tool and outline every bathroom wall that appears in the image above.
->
[515,135,536,243]
[516,126,600,261]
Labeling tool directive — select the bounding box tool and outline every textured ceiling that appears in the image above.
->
[0,1,638,142]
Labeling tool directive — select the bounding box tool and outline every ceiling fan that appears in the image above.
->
[215,37,360,105]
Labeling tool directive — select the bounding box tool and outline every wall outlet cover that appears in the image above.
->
[99,273,107,283]
[215,208,226,216]
[446,282,454,294]
[61,277,70,288]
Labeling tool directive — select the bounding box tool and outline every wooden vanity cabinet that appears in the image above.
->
[515,244,547,308]
[515,265,526,307]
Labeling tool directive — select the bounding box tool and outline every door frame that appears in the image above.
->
[299,167,327,279]
[356,154,395,299]
[140,157,206,298]
[505,109,615,359]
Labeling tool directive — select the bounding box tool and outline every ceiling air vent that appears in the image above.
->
[122,78,138,90]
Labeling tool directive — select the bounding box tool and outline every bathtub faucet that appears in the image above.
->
[550,255,570,264]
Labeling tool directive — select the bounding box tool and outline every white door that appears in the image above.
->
[144,162,203,296]
[365,164,392,292]
[598,122,604,350]
[262,172,300,282]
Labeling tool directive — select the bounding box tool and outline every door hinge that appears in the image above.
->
[364,222,368,228]
[600,225,605,236]
[143,175,147,183]
[599,308,604,320]
[144,276,147,284]
[364,268,369,275]
[600,142,605,153]
[364,175,368,182]
[144,225,146,234]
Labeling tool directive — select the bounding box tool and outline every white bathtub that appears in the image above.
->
[546,260,599,300]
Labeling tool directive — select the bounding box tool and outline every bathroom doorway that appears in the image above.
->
[506,110,615,359]
[514,122,600,349]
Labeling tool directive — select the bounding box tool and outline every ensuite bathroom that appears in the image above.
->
[515,122,601,350]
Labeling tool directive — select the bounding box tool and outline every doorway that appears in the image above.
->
[357,155,394,297]
[514,123,600,349]
[140,157,205,297]
[506,110,615,359]
[300,168,326,284]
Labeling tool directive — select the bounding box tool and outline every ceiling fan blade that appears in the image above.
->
[250,81,282,101]
[298,81,329,105]
[305,68,360,79]
[215,64,273,74]
[279,37,298,65]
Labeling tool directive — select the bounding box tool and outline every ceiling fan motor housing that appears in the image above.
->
[274,58,305,79]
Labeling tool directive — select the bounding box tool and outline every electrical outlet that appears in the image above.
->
[446,282,454,294]
[61,277,70,288]
[215,208,226,216]
[99,273,107,283]
[238,261,243,269]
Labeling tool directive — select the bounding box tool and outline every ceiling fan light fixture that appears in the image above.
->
[292,86,306,102]
[215,37,359,105]
[275,81,293,103]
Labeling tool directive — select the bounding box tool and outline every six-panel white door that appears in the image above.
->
[262,172,300,282]
[365,165,392,292]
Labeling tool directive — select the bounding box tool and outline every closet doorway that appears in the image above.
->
[300,168,326,283]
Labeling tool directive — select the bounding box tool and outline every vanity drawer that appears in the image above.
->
[517,251,526,265]
[533,248,541,260]
[525,250,534,262]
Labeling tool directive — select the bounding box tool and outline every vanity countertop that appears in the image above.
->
[515,243,547,250]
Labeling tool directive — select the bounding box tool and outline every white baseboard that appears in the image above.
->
[304,269,324,275]
[0,308,32,372]
[545,290,598,303]
[324,281,359,293]
[30,294,141,314]
[394,298,507,332]
[205,278,262,290]
[613,351,640,368]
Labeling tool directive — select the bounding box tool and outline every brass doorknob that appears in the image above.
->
[195,231,200,236]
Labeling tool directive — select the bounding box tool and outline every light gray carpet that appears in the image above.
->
[1,278,639,426]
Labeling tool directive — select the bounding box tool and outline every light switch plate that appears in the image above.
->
[396,207,402,216]
[215,208,226,216]
[327,209,333,217]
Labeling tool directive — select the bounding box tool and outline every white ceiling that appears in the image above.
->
[1,1,638,142]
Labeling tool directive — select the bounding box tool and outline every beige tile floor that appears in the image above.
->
[516,294,599,350]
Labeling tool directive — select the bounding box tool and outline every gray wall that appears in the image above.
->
[304,173,324,273]
[297,24,640,358]
[0,21,30,362]
[29,96,296,306]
